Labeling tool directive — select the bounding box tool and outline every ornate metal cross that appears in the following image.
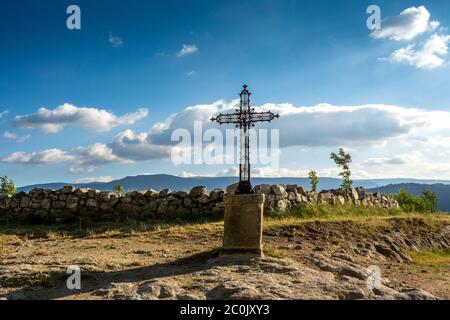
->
[211,85,279,194]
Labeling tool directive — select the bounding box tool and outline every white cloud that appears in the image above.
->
[13,103,148,133]
[388,34,450,69]
[69,165,97,174]
[362,152,422,166]
[109,129,172,161]
[0,149,73,165]
[355,151,450,180]
[108,32,123,48]
[149,100,421,148]
[371,6,439,41]
[0,110,8,119]
[177,44,198,57]
[3,99,450,179]
[72,143,121,165]
[3,131,31,143]
[74,176,114,183]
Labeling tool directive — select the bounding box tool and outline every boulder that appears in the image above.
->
[351,188,359,201]
[226,183,239,195]
[159,188,172,197]
[189,186,208,199]
[276,199,290,212]
[144,189,158,197]
[66,195,78,209]
[296,186,306,195]
[336,195,346,205]
[86,198,98,208]
[60,186,74,194]
[288,192,296,201]
[254,184,271,195]
[52,201,66,210]
[286,184,298,192]
[209,189,224,202]
[271,185,287,200]
[20,197,30,208]
[40,198,51,210]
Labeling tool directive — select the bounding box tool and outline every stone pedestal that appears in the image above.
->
[222,194,265,256]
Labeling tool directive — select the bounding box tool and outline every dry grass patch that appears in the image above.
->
[264,246,284,258]
[409,249,450,275]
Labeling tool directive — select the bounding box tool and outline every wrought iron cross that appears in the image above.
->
[211,85,279,194]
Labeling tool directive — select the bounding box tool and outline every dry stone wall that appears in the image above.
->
[0,184,399,224]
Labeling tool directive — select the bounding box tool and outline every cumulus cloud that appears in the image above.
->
[371,6,439,41]
[3,131,31,143]
[362,152,421,166]
[109,129,172,161]
[3,99,450,179]
[72,143,121,165]
[108,32,123,48]
[74,176,114,183]
[69,165,96,174]
[388,34,450,69]
[0,110,8,119]
[149,100,419,148]
[177,44,198,57]
[0,149,73,165]
[216,166,311,178]
[12,104,148,133]
[355,151,450,180]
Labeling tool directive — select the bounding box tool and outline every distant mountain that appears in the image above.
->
[368,183,450,212]
[17,174,450,196]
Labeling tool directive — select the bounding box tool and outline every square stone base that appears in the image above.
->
[222,194,265,257]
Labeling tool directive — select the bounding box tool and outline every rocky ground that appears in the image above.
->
[0,215,449,300]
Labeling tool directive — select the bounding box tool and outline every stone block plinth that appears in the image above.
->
[222,194,265,256]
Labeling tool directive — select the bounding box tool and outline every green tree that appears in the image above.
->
[308,170,319,192]
[330,148,352,189]
[392,189,438,213]
[422,189,438,213]
[0,176,16,196]
[113,184,125,196]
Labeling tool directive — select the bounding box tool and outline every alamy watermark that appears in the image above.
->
[65,5,380,32]
[66,5,81,30]
[66,265,81,290]
[171,121,280,168]
[367,5,381,30]
[366,265,382,290]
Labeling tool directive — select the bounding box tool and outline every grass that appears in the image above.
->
[0,205,448,240]
[410,249,450,266]
[264,246,284,258]
[269,203,406,220]
[409,249,450,275]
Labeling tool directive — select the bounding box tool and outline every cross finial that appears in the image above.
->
[211,85,279,194]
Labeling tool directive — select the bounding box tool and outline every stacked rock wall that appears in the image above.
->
[0,184,399,224]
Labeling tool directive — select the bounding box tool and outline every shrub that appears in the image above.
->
[0,176,16,196]
[308,171,318,192]
[113,184,125,196]
[330,148,352,190]
[392,189,438,213]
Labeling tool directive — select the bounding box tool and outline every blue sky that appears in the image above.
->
[1,0,450,186]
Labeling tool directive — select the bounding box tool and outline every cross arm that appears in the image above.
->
[210,113,241,125]
[249,111,280,123]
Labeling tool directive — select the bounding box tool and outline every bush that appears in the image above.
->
[113,184,125,196]
[392,189,438,213]
[0,176,16,196]
[308,171,318,192]
[330,148,352,190]
[267,203,404,220]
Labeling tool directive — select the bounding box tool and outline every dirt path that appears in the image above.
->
[0,216,449,300]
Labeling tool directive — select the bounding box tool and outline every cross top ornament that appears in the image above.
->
[211,85,279,194]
